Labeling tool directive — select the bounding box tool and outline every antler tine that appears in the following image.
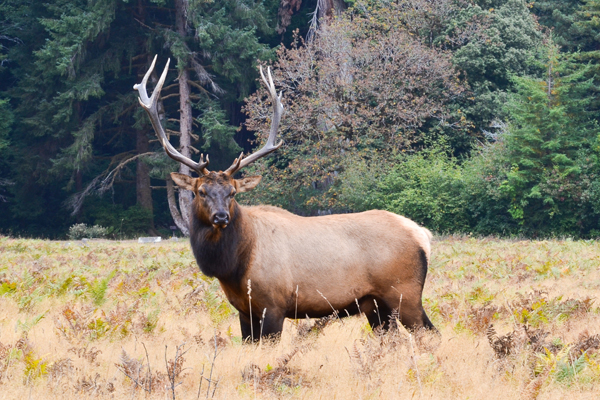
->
[225,66,284,176]
[133,54,156,105]
[198,153,210,175]
[133,55,210,175]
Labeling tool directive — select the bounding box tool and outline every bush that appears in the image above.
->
[91,204,153,239]
[337,146,470,233]
[67,223,108,240]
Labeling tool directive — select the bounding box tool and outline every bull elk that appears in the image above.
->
[134,56,436,341]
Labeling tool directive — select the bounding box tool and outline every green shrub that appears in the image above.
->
[338,146,470,233]
[91,204,153,239]
[67,223,108,240]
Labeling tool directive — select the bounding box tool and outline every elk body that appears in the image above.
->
[135,57,436,340]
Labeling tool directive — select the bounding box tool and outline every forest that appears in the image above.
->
[1,0,599,239]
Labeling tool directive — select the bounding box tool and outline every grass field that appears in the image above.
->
[1,235,599,399]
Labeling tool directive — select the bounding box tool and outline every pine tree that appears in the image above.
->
[0,0,278,237]
[499,45,598,235]
[531,0,581,46]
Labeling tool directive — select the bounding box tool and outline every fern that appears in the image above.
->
[23,352,48,382]
[88,271,115,306]
[203,280,234,325]
[555,353,587,384]
[16,312,46,333]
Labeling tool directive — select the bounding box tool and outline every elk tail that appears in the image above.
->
[421,227,433,242]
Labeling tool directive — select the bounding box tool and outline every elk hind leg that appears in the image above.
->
[421,309,436,331]
[259,310,285,340]
[401,303,437,332]
[381,291,437,332]
[239,312,262,343]
[363,297,393,332]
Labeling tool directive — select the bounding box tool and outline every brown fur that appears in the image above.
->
[171,171,436,341]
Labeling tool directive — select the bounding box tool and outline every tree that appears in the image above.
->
[531,0,581,47]
[345,1,547,153]
[244,1,466,213]
[449,0,546,140]
[0,0,277,237]
[480,46,599,236]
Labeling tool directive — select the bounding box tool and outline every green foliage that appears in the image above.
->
[513,295,593,327]
[16,312,46,333]
[533,347,596,386]
[2,0,600,239]
[334,41,600,238]
[0,0,278,238]
[189,0,276,97]
[531,0,580,46]
[245,1,466,213]
[450,0,546,137]
[195,98,242,169]
[0,281,17,295]
[142,309,160,334]
[91,204,153,239]
[203,279,235,326]
[337,146,470,233]
[0,98,12,150]
[483,47,600,237]
[556,353,587,384]
[22,351,48,382]
[88,271,116,306]
[67,223,108,240]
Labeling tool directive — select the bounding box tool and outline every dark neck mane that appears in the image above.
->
[189,202,253,286]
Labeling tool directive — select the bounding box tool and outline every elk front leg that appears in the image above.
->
[239,310,285,342]
[239,312,261,343]
[259,310,285,340]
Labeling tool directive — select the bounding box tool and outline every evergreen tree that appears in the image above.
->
[567,0,600,119]
[531,0,581,46]
[492,46,598,235]
[450,0,546,143]
[0,0,277,237]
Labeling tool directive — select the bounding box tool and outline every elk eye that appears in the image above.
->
[198,191,207,198]
[229,191,236,198]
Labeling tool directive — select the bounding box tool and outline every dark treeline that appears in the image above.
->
[1,0,600,239]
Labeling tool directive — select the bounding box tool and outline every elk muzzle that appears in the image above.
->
[211,211,230,227]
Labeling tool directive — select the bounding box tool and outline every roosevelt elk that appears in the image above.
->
[134,56,436,341]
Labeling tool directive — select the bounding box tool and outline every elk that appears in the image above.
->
[134,56,436,341]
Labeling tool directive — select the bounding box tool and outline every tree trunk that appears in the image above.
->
[135,128,157,233]
[277,0,346,34]
[166,176,189,235]
[319,0,346,19]
[176,67,193,227]
[145,51,190,236]
[175,0,193,234]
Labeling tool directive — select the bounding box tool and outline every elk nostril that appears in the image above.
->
[213,212,230,225]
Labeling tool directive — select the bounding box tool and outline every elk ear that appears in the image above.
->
[235,176,262,193]
[170,172,195,191]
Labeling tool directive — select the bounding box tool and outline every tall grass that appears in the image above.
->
[0,235,599,398]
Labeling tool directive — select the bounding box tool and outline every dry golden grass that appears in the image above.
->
[1,235,600,399]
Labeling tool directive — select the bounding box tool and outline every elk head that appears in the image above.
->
[134,56,283,229]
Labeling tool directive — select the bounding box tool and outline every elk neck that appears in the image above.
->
[189,200,254,286]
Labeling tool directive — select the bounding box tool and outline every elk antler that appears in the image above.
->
[224,66,284,176]
[134,55,209,175]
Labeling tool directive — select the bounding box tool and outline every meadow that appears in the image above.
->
[0,235,599,399]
